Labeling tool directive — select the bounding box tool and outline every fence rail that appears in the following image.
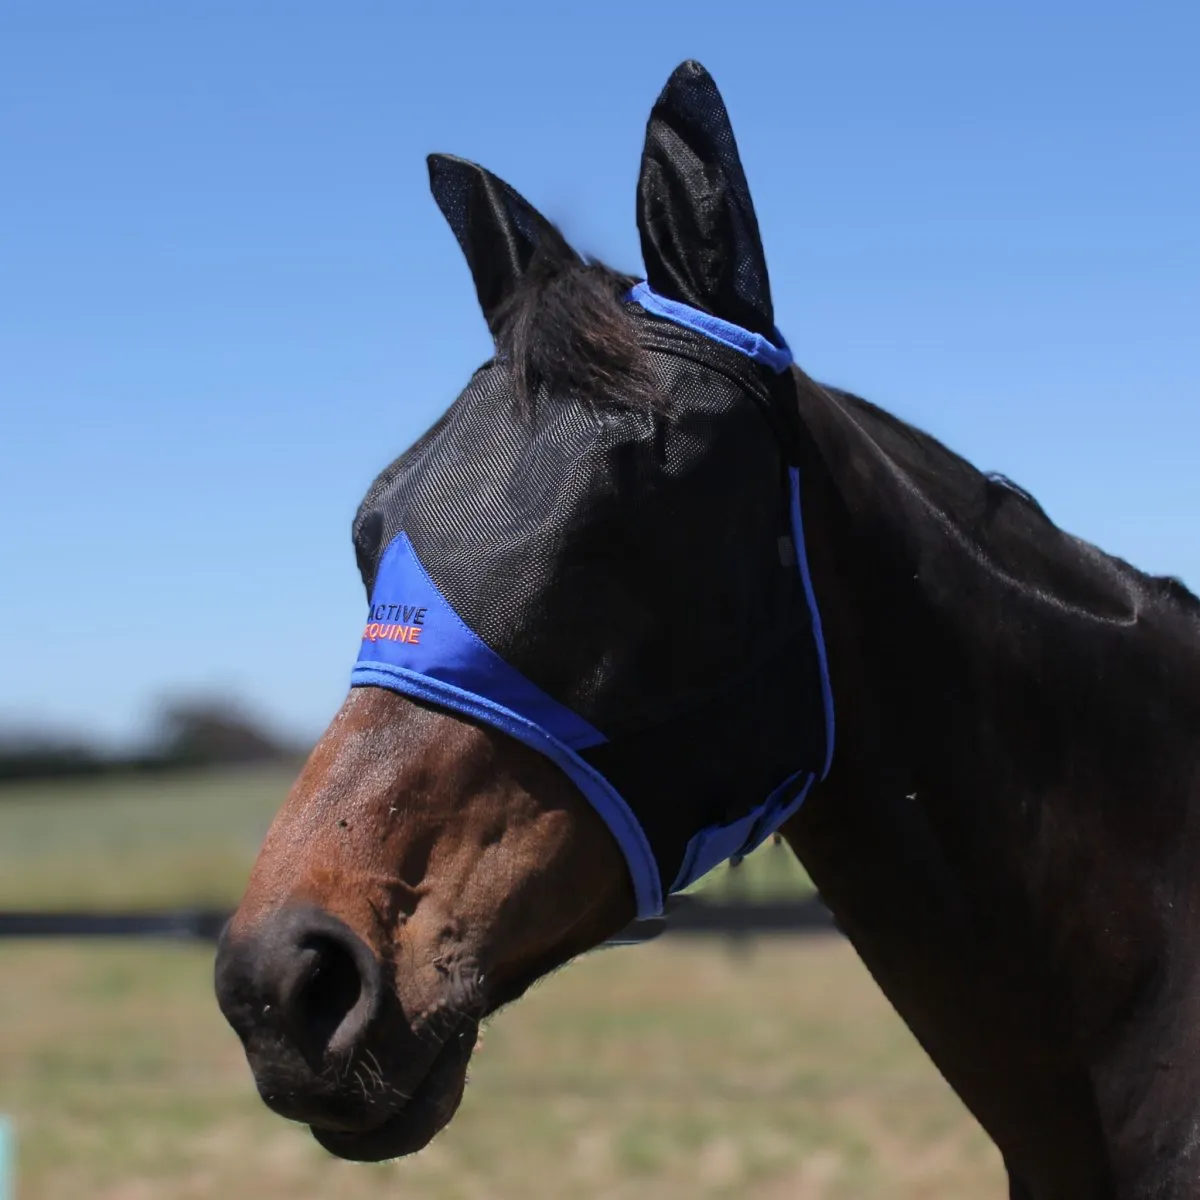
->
[0,895,838,946]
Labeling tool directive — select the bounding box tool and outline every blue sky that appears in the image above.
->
[3,1,1197,747]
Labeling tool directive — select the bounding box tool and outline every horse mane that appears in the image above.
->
[490,250,1197,618]
[824,385,1199,617]
[491,244,658,413]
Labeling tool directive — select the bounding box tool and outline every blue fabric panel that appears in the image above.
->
[788,467,836,779]
[356,533,606,751]
[669,771,816,893]
[628,281,794,375]
[351,662,663,918]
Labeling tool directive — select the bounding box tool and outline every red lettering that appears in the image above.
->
[361,622,425,645]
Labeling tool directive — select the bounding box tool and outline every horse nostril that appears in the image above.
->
[288,934,364,1050]
[216,907,385,1065]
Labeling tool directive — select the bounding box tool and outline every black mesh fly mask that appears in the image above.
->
[349,63,833,917]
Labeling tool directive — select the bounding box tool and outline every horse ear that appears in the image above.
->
[636,61,777,340]
[427,154,571,335]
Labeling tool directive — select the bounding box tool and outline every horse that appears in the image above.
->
[214,61,1200,1198]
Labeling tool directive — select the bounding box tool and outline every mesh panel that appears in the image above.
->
[355,316,804,726]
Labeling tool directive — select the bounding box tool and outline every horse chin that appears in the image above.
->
[309,1021,477,1163]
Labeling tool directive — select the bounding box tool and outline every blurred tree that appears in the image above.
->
[153,698,296,767]
[0,730,102,782]
[0,696,302,787]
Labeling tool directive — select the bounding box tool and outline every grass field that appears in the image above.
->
[0,769,1006,1198]
[0,766,812,909]
[0,767,295,909]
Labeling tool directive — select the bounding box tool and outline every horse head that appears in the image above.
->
[215,61,832,1163]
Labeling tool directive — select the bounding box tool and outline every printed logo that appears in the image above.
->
[363,602,427,646]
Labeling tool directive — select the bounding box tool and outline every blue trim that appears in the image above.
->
[789,467,835,779]
[669,770,816,893]
[358,533,606,751]
[351,663,664,918]
[627,281,794,374]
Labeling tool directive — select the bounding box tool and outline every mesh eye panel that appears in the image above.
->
[355,320,804,730]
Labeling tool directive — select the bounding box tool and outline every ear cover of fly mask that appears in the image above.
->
[428,153,578,336]
[636,60,778,340]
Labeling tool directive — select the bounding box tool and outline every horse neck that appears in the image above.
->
[790,374,1199,812]
[785,376,1200,1192]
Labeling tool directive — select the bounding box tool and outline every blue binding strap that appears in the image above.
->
[669,771,816,893]
[789,466,836,780]
[627,281,794,375]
